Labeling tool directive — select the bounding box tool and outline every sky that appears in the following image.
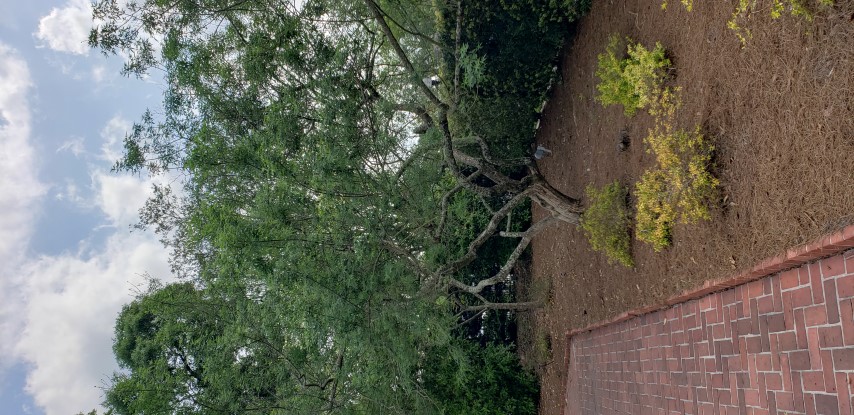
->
[0,1,175,414]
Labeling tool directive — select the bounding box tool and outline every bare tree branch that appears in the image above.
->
[460,300,544,312]
[448,216,556,295]
[362,0,444,109]
[439,187,535,276]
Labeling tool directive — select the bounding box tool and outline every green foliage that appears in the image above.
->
[595,35,671,117]
[458,44,486,89]
[422,340,539,415]
[635,89,718,251]
[439,0,589,159]
[580,181,634,267]
[425,174,532,345]
[90,0,587,412]
[499,0,592,26]
[728,0,833,45]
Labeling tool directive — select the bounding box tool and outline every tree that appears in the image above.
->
[90,0,590,413]
[106,282,360,414]
[92,0,585,313]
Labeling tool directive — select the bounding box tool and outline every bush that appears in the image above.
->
[595,35,671,117]
[728,0,832,45]
[580,181,634,267]
[635,90,718,251]
[669,0,834,46]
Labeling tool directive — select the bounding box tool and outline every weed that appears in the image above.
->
[595,35,671,117]
[534,331,552,366]
[581,181,634,267]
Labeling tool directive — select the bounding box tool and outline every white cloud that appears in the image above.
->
[91,65,107,83]
[35,0,93,55]
[54,179,86,205]
[0,43,45,366]
[99,115,130,164]
[15,229,171,415]
[93,172,156,227]
[11,171,174,415]
[57,137,85,157]
[0,58,174,413]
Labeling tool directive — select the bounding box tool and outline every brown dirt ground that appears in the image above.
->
[516,1,854,413]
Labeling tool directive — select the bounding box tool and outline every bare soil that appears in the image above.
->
[517,1,854,413]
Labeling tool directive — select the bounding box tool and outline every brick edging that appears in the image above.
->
[560,224,854,415]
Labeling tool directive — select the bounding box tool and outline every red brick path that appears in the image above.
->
[564,231,854,415]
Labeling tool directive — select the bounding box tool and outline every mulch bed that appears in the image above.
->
[516,1,854,413]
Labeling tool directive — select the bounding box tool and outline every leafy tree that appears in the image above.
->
[90,0,590,413]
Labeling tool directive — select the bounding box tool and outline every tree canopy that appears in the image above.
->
[90,0,590,413]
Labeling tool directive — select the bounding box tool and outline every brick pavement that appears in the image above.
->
[564,229,854,415]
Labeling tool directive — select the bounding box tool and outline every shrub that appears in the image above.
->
[669,0,834,46]
[635,90,718,251]
[595,35,671,117]
[580,181,634,267]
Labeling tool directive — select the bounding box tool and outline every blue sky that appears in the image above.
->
[0,1,175,414]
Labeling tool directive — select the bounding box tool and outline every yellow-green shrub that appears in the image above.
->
[594,35,671,117]
[669,0,834,46]
[635,90,718,251]
[581,181,634,267]
[661,0,694,11]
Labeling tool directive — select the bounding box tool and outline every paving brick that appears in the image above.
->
[810,263,825,304]
[758,295,775,314]
[819,326,843,348]
[800,264,812,285]
[795,308,809,348]
[564,250,854,415]
[835,373,851,415]
[824,279,841,324]
[837,274,854,299]
[805,392,818,415]
[802,371,826,392]
[765,313,786,333]
[814,393,839,415]
[781,269,801,290]
[804,304,829,327]
[791,286,815,309]
[821,254,846,280]
[777,331,798,352]
[831,348,854,370]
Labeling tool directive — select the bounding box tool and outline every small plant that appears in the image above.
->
[671,0,834,46]
[635,89,718,251]
[534,331,552,366]
[661,0,694,11]
[595,35,671,117]
[580,181,634,267]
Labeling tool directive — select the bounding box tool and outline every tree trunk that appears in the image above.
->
[529,176,583,224]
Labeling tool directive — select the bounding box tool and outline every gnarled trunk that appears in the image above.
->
[529,176,583,224]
